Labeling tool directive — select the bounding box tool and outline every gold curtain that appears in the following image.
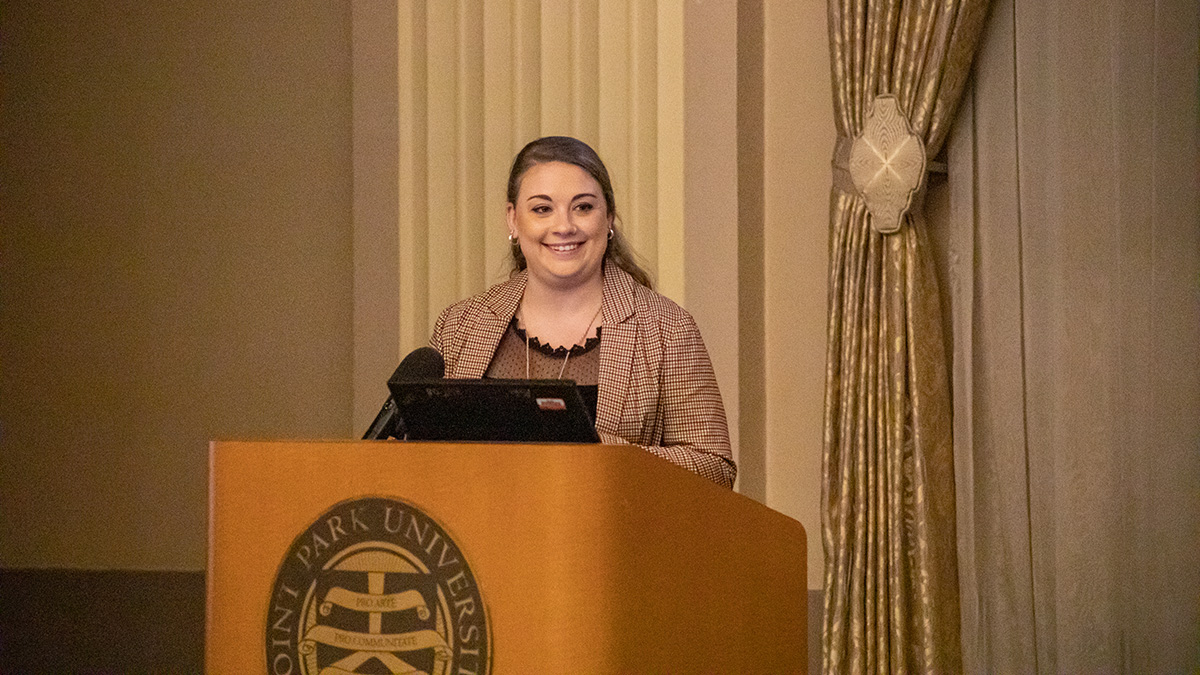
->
[821,1,991,672]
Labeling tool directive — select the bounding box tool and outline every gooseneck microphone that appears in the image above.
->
[362,347,445,440]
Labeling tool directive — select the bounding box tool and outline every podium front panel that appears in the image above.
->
[207,440,807,673]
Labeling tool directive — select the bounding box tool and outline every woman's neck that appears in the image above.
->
[518,273,604,349]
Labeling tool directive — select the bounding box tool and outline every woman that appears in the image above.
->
[430,136,735,488]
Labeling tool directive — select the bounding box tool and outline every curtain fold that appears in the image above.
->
[946,0,1200,671]
[821,1,991,672]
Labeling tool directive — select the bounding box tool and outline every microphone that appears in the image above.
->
[362,347,445,440]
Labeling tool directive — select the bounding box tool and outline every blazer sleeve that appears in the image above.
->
[597,311,737,489]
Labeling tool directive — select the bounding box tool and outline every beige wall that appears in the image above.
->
[1,1,830,589]
[0,2,354,570]
[761,0,833,589]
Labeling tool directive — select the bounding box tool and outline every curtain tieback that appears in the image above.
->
[831,94,928,234]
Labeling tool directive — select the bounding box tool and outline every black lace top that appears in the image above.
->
[484,318,601,421]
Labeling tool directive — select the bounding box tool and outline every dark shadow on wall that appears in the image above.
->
[0,569,205,674]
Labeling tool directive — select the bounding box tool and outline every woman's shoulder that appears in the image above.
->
[439,273,525,321]
[432,272,525,343]
[607,266,698,331]
[635,285,691,324]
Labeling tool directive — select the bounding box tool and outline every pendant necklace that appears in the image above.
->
[522,305,603,380]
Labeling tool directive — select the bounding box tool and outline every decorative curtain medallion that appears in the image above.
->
[849,94,927,233]
[267,496,491,675]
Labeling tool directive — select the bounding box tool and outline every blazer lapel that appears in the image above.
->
[452,272,525,379]
[597,267,638,437]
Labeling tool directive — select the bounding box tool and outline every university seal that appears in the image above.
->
[266,496,490,675]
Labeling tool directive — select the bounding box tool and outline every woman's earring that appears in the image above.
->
[508,232,517,243]
[607,228,614,240]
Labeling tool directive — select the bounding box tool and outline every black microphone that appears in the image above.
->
[362,347,445,440]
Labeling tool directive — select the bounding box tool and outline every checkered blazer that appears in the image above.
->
[430,265,736,488]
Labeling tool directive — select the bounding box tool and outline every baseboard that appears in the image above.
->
[809,588,823,674]
[0,568,822,674]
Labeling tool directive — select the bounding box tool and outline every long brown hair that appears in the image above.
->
[506,136,653,289]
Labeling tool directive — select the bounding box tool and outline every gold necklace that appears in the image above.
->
[522,305,603,380]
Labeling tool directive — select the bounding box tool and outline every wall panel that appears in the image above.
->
[761,0,833,589]
[457,1,486,294]
[482,1,513,279]
[398,0,429,352]
[1,0,354,570]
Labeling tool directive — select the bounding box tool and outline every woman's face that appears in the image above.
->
[507,161,611,290]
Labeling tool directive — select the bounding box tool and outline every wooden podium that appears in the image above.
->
[208,440,807,673]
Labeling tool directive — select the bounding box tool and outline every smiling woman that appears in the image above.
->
[429,136,736,488]
[508,161,610,295]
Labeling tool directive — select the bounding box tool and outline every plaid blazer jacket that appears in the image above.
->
[430,265,736,488]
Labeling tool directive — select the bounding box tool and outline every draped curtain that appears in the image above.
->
[821,1,992,672]
[943,0,1200,671]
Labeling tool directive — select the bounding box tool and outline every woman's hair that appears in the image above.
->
[506,136,653,289]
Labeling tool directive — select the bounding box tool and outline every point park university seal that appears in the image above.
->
[267,497,490,675]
